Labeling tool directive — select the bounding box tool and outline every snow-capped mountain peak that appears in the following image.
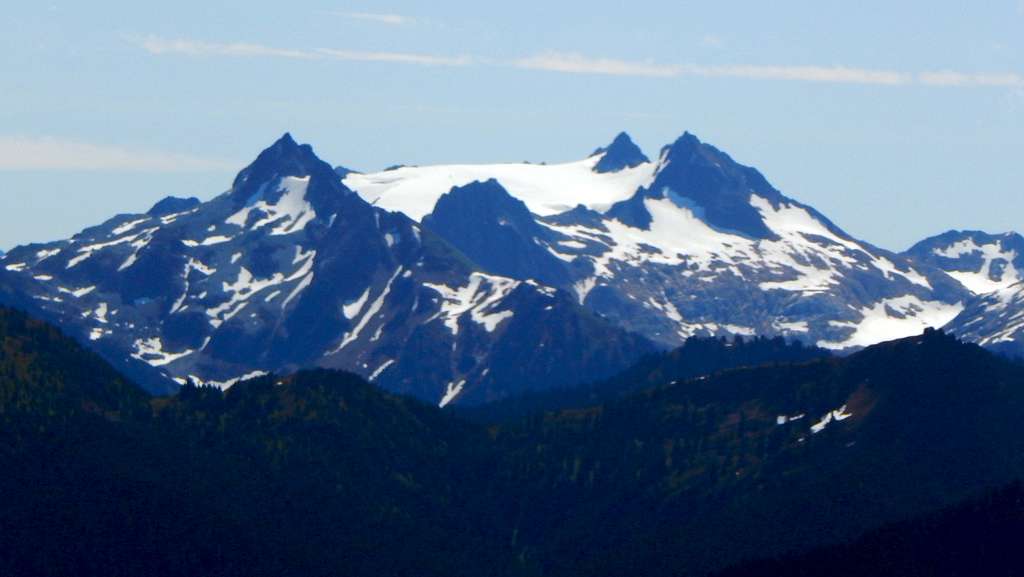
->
[230,132,353,216]
[642,131,786,239]
[355,130,970,350]
[0,134,652,406]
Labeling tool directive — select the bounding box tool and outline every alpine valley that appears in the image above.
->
[1,131,1022,406]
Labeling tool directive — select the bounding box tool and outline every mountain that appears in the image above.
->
[346,131,971,351]
[904,230,1024,357]
[422,179,572,287]
[591,131,650,173]
[904,230,1024,295]
[714,482,1024,577]
[490,328,1024,576]
[0,134,652,405]
[461,334,832,423]
[0,305,508,577]
[0,305,149,418]
[6,306,1024,576]
[943,283,1024,358]
[5,130,1018,400]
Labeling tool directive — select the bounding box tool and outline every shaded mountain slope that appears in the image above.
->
[4,307,1024,576]
[714,481,1024,577]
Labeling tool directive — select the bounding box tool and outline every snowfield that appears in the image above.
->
[345,152,657,220]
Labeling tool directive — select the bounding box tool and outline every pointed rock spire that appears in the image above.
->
[592,132,650,173]
[647,131,783,239]
[227,133,355,208]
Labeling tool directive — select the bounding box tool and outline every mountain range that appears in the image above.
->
[1,131,1021,404]
[0,135,651,404]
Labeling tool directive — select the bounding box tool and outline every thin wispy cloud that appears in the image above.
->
[0,136,235,172]
[139,36,471,67]
[917,71,1024,88]
[137,36,1024,89]
[140,37,317,60]
[513,53,680,78]
[317,48,471,67]
[515,52,1024,88]
[326,11,413,26]
[689,63,908,85]
[513,53,907,84]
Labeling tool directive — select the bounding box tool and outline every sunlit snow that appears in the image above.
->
[345,153,657,221]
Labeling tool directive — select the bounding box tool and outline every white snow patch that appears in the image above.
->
[206,252,313,326]
[281,271,314,309]
[58,285,96,298]
[573,276,598,305]
[871,255,932,289]
[773,320,810,333]
[67,230,153,269]
[776,413,806,425]
[92,302,109,324]
[199,235,233,246]
[35,248,62,261]
[116,228,160,272]
[207,267,282,326]
[112,218,150,236]
[345,154,657,221]
[810,405,853,434]
[226,176,316,235]
[329,268,403,354]
[131,337,194,367]
[817,295,963,349]
[721,324,756,336]
[369,359,395,381]
[171,259,216,315]
[159,209,197,224]
[439,379,466,408]
[424,273,518,335]
[197,370,269,390]
[281,249,316,309]
[935,239,1022,295]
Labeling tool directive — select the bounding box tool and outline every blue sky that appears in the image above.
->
[1,1,1022,251]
